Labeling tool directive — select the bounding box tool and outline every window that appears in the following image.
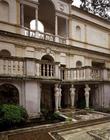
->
[76,61,82,68]
[0,1,9,22]
[0,50,11,57]
[76,26,81,40]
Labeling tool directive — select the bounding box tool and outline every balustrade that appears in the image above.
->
[0,57,109,81]
[0,58,24,76]
[61,67,103,81]
[21,28,66,44]
[40,62,55,78]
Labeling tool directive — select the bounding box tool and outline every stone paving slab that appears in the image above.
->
[58,122,110,140]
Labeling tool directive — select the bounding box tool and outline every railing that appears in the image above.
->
[0,21,67,45]
[0,57,24,76]
[61,67,103,81]
[0,57,110,81]
[22,28,67,44]
[0,57,60,80]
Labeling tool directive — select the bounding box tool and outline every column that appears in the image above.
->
[58,85,62,109]
[54,84,59,112]
[84,84,90,109]
[35,7,38,30]
[70,84,76,108]
[55,15,58,36]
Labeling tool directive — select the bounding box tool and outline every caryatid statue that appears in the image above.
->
[58,84,62,109]
[84,84,90,109]
[70,84,76,108]
[54,84,59,112]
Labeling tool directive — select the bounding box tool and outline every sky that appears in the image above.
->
[72,0,81,7]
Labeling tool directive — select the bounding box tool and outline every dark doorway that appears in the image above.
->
[0,84,19,105]
[76,86,85,109]
[61,85,70,109]
[92,62,105,68]
[41,84,55,112]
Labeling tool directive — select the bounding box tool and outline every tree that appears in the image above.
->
[80,0,110,20]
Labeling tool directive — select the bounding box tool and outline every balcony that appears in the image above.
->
[0,57,60,80]
[0,57,110,82]
[21,27,67,44]
[61,67,110,82]
[0,20,67,45]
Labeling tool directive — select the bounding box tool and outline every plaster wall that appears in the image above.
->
[25,81,41,118]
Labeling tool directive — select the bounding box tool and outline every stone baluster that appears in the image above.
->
[70,84,76,108]
[50,65,53,77]
[47,64,49,77]
[84,84,90,109]
[43,64,45,76]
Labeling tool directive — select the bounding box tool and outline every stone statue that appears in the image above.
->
[84,84,90,109]
[70,84,76,108]
[58,84,62,109]
[54,84,59,111]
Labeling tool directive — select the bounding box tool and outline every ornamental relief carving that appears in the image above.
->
[57,2,69,13]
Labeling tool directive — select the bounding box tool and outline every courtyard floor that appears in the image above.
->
[0,110,110,140]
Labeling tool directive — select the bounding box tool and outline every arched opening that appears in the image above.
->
[41,55,55,112]
[76,85,85,109]
[76,26,81,40]
[30,20,44,32]
[41,55,54,77]
[0,49,11,57]
[38,0,55,34]
[0,1,9,22]
[41,55,54,62]
[0,84,19,105]
[76,61,82,68]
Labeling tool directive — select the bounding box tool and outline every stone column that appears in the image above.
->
[58,85,62,109]
[35,6,38,31]
[70,84,76,108]
[54,84,59,112]
[84,84,90,109]
[55,15,58,36]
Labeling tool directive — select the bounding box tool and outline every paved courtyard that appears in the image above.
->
[58,122,110,140]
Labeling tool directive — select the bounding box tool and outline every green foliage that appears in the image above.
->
[0,104,28,129]
[41,109,65,121]
[80,0,110,20]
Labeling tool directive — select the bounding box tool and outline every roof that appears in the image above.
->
[71,5,110,25]
[60,0,73,4]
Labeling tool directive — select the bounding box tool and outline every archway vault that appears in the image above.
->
[0,83,19,105]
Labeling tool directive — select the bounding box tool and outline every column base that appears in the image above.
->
[85,107,89,110]
[55,110,60,113]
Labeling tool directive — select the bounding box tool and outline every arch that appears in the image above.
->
[76,25,81,40]
[0,83,19,105]
[30,19,44,32]
[0,0,9,22]
[41,55,54,77]
[41,55,54,62]
[76,61,82,68]
[0,49,11,57]
[38,0,55,34]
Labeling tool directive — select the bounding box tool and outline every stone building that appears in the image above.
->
[0,0,110,118]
